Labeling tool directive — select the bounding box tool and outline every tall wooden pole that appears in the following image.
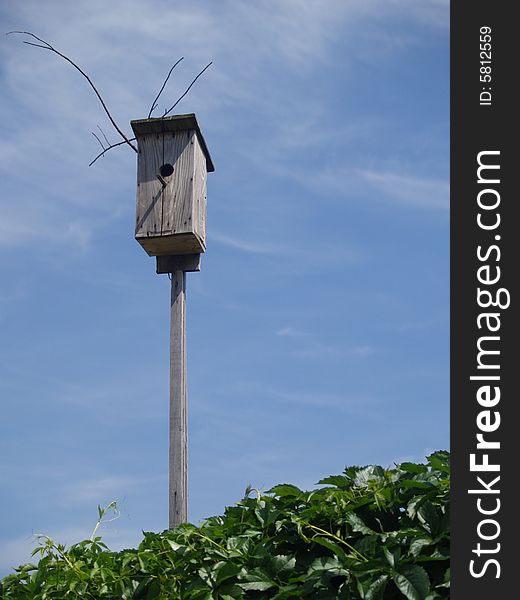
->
[169,268,188,527]
[132,114,212,529]
[157,254,199,528]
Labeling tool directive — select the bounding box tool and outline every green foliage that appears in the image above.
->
[0,452,450,599]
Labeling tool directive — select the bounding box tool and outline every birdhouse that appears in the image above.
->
[131,114,214,257]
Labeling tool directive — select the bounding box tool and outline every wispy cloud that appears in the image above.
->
[0,213,93,251]
[276,327,306,337]
[394,0,449,30]
[61,475,163,505]
[225,380,383,415]
[275,327,376,361]
[293,341,376,360]
[307,165,448,210]
[351,345,376,357]
[270,388,365,410]
[397,315,447,332]
[209,232,282,254]
[357,169,449,209]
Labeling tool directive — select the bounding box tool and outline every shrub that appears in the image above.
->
[0,451,449,599]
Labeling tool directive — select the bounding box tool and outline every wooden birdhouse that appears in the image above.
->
[131,113,214,257]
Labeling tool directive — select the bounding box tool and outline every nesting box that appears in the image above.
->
[131,114,214,256]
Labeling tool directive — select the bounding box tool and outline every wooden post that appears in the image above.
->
[131,115,213,529]
[169,269,188,527]
[157,254,199,527]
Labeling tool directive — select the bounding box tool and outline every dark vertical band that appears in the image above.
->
[451,3,515,596]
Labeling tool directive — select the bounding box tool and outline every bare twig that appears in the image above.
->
[7,31,213,167]
[7,31,137,153]
[89,137,137,167]
[21,41,50,49]
[91,131,106,151]
[163,61,213,117]
[97,125,110,147]
[148,57,184,119]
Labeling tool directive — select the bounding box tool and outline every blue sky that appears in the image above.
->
[0,0,449,573]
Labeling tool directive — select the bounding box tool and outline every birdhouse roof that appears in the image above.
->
[131,113,215,172]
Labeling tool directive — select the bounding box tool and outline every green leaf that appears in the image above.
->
[226,536,252,557]
[271,585,303,599]
[166,539,181,551]
[417,501,440,536]
[215,561,241,586]
[399,463,428,474]
[365,575,389,600]
[317,475,351,488]
[239,580,276,591]
[239,567,276,591]
[312,537,349,563]
[13,563,38,572]
[436,567,450,589]
[146,579,160,599]
[400,479,434,490]
[393,565,431,600]
[268,484,304,497]
[409,536,432,558]
[220,585,245,600]
[133,577,154,599]
[344,512,376,535]
[427,451,450,473]
[354,466,386,487]
[383,546,400,568]
[270,555,296,576]
[407,495,427,519]
[308,556,349,576]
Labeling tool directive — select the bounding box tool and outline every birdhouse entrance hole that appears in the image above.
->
[160,163,174,177]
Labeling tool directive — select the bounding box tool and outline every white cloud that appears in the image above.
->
[392,0,449,29]
[357,169,449,209]
[276,330,373,357]
[292,341,376,360]
[0,213,92,251]
[275,328,376,361]
[222,380,382,415]
[61,475,158,505]
[306,165,448,210]
[276,327,306,337]
[268,388,385,418]
[351,345,376,357]
[209,232,281,254]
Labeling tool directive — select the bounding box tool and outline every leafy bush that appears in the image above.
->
[0,451,449,599]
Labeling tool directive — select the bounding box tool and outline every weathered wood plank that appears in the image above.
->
[131,114,215,172]
[156,253,201,274]
[138,233,203,256]
[135,130,193,236]
[163,131,195,236]
[193,134,208,246]
[169,269,188,527]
